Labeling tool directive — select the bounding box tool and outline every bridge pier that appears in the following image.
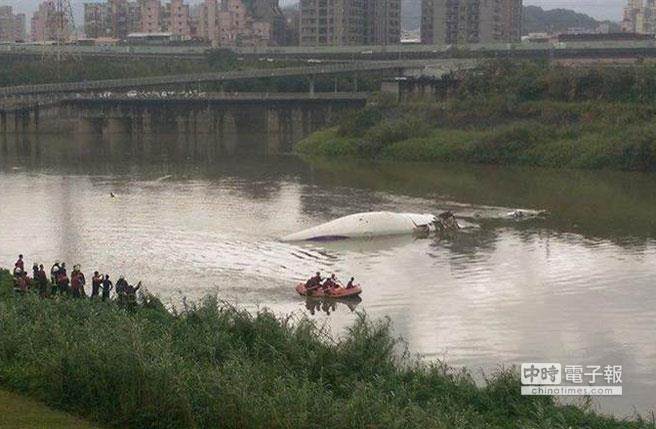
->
[309,78,315,96]
[1,96,365,160]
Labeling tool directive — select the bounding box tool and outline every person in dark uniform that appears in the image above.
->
[305,272,322,292]
[101,275,113,301]
[36,264,48,297]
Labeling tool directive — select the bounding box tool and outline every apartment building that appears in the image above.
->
[140,0,163,33]
[622,0,656,33]
[31,1,68,42]
[198,0,276,47]
[14,13,27,41]
[0,6,15,42]
[248,0,287,45]
[84,1,141,39]
[299,0,365,46]
[81,0,279,44]
[166,0,191,38]
[365,0,401,45]
[421,0,522,45]
[299,0,400,47]
[84,3,106,38]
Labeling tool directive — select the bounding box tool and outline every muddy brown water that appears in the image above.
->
[1,148,655,418]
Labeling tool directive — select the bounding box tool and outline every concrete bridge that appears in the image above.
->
[0,59,478,100]
[0,92,368,161]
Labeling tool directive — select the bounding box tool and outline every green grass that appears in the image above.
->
[0,389,100,429]
[0,269,652,428]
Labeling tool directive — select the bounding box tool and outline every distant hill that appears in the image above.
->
[402,2,620,34]
[523,5,620,34]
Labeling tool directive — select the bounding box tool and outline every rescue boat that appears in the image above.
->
[295,283,363,298]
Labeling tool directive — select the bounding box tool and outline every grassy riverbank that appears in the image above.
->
[0,269,651,428]
[297,62,656,171]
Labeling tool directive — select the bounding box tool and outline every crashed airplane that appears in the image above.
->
[282,211,459,242]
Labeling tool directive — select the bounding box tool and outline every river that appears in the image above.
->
[1,145,655,418]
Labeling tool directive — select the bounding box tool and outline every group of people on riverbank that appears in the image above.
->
[11,254,141,304]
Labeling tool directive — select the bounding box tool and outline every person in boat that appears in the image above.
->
[14,254,24,274]
[305,272,323,292]
[322,274,340,291]
[91,272,103,298]
[346,277,356,289]
[101,275,113,301]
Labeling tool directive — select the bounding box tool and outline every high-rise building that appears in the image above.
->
[81,0,284,44]
[84,1,141,39]
[299,0,365,46]
[299,0,400,47]
[31,1,69,42]
[84,3,106,38]
[107,0,129,39]
[421,0,522,45]
[165,0,191,38]
[0,6,15,42]
[127,2,142,34]
[140,0,163,33]
[198,0,277,47]
[0,6,27,42]
[14,13,27,41]
[622,0,656,33]
[365,0,401,45]
[247,0,288,45]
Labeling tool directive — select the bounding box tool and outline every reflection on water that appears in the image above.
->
[304,297,362,316]
[1,144,656,418]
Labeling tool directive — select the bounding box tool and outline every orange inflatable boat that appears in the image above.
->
[296,283,363,298]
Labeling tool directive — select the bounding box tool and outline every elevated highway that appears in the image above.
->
[0,59,477,99]
[3,41,656,62]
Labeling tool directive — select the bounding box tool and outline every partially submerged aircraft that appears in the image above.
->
[282,211,456,242]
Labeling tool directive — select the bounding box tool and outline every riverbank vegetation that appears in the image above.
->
[297,62,656,171]
[0,270,651,428]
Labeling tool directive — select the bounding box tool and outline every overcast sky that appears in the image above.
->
[2,0,624,23]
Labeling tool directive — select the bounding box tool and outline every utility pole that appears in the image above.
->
[42,0,75,78]
[54,0,75,62]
